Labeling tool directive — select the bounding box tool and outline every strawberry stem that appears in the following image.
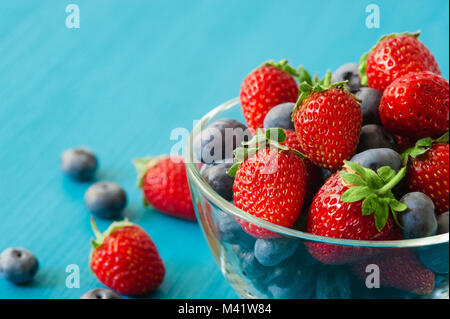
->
[375,167,406,195]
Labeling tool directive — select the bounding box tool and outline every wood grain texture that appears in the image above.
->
[0,0,448,299]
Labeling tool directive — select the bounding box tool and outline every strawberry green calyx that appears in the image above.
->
[339,161,408,231]
[292,71,349,116]
[226,128,305,177]
[263,59,298,78]
[359,30,421,86]
[401,131,449,163]
[90,217,134,250]
[133,156,165,188]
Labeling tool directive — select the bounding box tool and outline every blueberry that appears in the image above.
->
[399,192,437,239]
[316,267,351,299]
[232,245,269,279]
[437,212,449,234]
[202,162,235,201]
[350,148,403,173]
[0,248,39,285]
[356,125,397,153]
[217,210,255,249]
[254,237,299,267]
[331,63,361,93]
[355,87,383,125]
[266,261,316,299]
[193,119,251,164]
[84,182,127,219]
[81,288,122,299]
[61,147,98,181]
[263,103,295,131]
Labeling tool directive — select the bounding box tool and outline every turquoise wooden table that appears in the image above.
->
[0,0,448,299]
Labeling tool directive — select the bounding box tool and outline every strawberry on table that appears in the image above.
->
[228,128,308,238]
[134,155,196,221]
[359,31,441,91]
[240,60,299,130]
[306,161,407,264]
[379,71,449,139]
[351,250,435,295]
[403,132,450,215]
[90,219,165,296]
[292,71,362,172]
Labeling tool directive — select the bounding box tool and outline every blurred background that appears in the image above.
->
[0,0,448,298]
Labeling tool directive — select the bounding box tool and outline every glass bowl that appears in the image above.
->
[184,97,449,299]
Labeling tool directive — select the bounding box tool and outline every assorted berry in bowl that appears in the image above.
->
[184,31,449,299]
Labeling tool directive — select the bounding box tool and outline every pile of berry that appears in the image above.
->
[1,148,197,298]
[195,31,449,298]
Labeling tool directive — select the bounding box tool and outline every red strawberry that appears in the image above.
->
[293,73,362,171]
[90,219,165,296]
[403,133,450,214]
[229,129,307,238]
[360,31,441,91]
[240,60,298,130]
[351,250,435,295]
[379,71,449,139]
[134,155,195,221]
[306,161,407,264]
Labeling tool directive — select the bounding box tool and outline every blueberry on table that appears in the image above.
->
[254,237,299,267]
[84,182,127,219]
[316,267,351,299]
[350,148,403,172]
[202,162,235,201]
[61,147,98,181]
[81,288,122,299]
[357,125,397,153]
[437,212,449,234]
[0,248,39,285]
[263,102,295,131]
[193,118,251,164]
[331,63,361,93]
[355,87,383,125]
[399,192,438,239]
[217,209,256,249]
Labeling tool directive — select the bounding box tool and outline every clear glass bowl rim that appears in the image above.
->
[184,97,449,248]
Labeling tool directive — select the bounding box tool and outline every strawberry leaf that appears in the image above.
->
[435,131,449,144]
[361,195,377,216]
[374,199,389,232]
[265,128,286,143]
[341,186,372,202]
[226,162,241,178]
[296,66,313,85]
[377,166,396,183]
[339,172,367,186]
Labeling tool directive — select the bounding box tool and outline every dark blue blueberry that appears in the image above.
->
[266,260,316,299]
[84,182,127,219]
[0,248,39,285]
[193,118,251,164]
[61,147,98,181]
[355,87,383,125]
[418,243,449,275]
[217,210,255,249]
[399,192,437,239]
[263,103,295,131]
[232,245,269,280]
[437,212,449,234]
[356,125,397,153]
[350,148,403,173]
[81,288,122,299]
[316,267,351,299]
[331,63,361,93]
[254,237,299,267]
[202,162,235,201]
[289,243,320,267]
